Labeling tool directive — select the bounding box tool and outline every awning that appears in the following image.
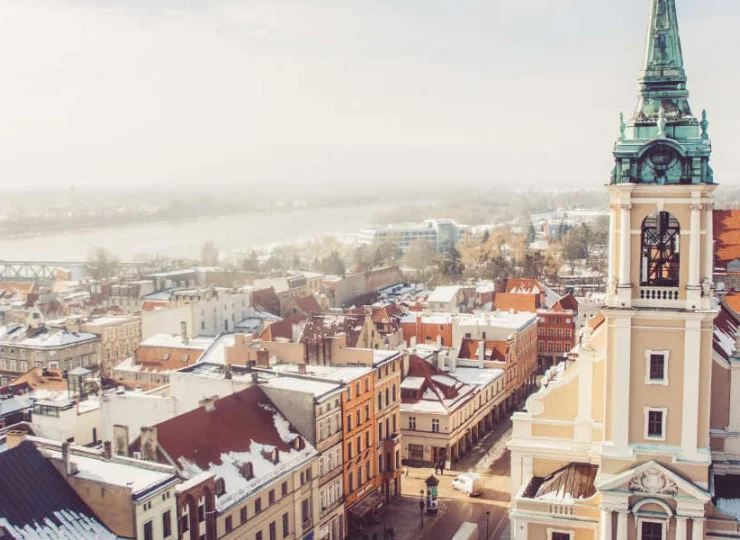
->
[348,491,385,518]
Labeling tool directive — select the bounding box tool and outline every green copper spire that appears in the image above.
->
[611,0,713,186]
[632,0,694,125]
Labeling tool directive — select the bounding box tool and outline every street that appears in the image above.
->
[361,420,513,540]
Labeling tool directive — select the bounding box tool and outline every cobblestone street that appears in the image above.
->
[358,420,513,540]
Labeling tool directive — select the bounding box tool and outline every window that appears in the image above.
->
[356,410,361,426]
[365,404,370,422]
[255,498,262,514]
[408,444,424,461]
[347,414,352,431]
[162,511,172,538]
[357,435,362,453]
[257,532,263,540]
[549,531,573,540]
[645,408,666,440]
[357,466,363,486]
[240,507,247,524]
[269,489,275,504]
[365,431,370,449]
[349,471,354,492]
[379,454,384,472]
[282,513,289,538]
[379,423,383,441]
[225,516,233,533]
[432,419,440,433]
[356,382,360,396]
[378,391,383,409]
[269,521,277,540]
[641,211,680,287]
[365,378,369,392]
[282,482,288,497]
[645,351,668,384]
[385,388,389,407]
[143,521,153,540]
[366,461,371,480]
[642,522,663,540]
[409,417,416,430]
[348,441,353,459]
[392,385,396,402]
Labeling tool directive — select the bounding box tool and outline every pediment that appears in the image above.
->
[597,461,710,502]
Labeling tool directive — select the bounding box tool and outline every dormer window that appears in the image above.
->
[641,211,680,287]
[215,477,226,496]
[239,462,254,480]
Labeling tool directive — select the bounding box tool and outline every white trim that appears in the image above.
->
[644,407,668,442]
[547,527,574,540]
[644,350,669,386]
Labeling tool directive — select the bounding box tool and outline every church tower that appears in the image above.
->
[508,2,725,540]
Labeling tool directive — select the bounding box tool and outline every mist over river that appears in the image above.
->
[0,203,391,261]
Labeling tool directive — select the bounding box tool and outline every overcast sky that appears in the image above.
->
[1,0,737,192]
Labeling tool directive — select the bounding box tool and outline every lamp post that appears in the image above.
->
[419,490,425,529]
[486,511,491,539]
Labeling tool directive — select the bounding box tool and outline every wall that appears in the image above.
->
[101,391,177,444]
[135,488,178,540]
[168,371,252,415]
[142,305,193,339]
[33,405,102,445]
[330,267,404,308]
[261,386,317,443]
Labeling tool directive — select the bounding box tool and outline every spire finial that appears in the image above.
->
[631,0,693,125]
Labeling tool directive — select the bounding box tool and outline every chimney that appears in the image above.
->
[494,278,506,293]
[224,361,233,380]
[478,341,485,368]
[402,351,410,377]
[61,441,77,476]
[5,430,27,450]
[298,363,307,375]
[140,426,158,461]
[180,321,189,345]
[257,349,270,368]
[436,335,442,347]
[113,424,129,456]
[103,441,112,459]
[450,353,457,372]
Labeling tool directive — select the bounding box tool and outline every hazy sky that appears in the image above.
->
[1,0,738,192]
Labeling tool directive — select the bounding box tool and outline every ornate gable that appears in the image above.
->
[598,461,710,502]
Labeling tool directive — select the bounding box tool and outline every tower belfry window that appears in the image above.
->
[641,211,680,287]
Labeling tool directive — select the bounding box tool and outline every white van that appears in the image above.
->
[451,472,483,496]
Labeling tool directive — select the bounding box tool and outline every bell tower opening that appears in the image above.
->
[640,211,680,287]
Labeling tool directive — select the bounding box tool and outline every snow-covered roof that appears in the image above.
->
[426,286,464,304]
[196,334,236,364]
[46,450,177,496]
[263,377,342,399]
[400,377,425,390]
[456,311,538,330]
[140,334,215,351]
[271,363,372,384]
[0,326,98,350]
[444,366,505,387]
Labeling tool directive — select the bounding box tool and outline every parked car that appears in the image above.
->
[451,472,483,496]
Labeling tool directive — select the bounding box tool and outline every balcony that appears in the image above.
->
[302,518,313,532]
[635,286,681,308]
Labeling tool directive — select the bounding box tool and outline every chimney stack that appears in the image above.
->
[298,363,307,375]
[199,397,217,412]
[61,441,77,476]
[180,321,189,345]
[113,425,129,456]
[5,430,27,450]
[103,441,112,459]
[224,361,233,380]
[140,426,158,461]
[478,341,486,368]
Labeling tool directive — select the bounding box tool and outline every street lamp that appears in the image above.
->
[486,511,491,539]
[419,490,425,529]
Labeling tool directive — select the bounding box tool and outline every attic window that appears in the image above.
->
[239,462,254,480]
[215,477,226,496]
[162,352,170,361]
[293,437,304,451]
[182,354,189,363]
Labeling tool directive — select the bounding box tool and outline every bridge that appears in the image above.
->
[0,260,154,282]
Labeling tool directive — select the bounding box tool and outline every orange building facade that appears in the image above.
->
[371,353,402,503]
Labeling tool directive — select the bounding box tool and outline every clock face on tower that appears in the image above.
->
[639,144,684,184]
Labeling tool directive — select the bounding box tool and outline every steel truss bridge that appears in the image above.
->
[0,260,151,282]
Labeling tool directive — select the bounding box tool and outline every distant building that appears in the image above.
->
[77,314,142,378]
[358,219,467,255]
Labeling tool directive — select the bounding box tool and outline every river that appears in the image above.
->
[0,203,391,261]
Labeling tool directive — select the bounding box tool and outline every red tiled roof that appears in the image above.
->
[556,293,579,312]
[725,291,740,316]
[493,293,539,312]
[154,386,299,472]
[505,278,543,294]
[258,315,307,341]
[252,287,281,316]
[295,295,322,315]
[12,368,68,393]
[714,210,740,272]
[458,339,508,362]
[714,304,739,362]
[402,355,475,411]
[141,300,169,312]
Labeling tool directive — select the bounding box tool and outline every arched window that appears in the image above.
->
[215,477,226,496]
[641,211,680,287]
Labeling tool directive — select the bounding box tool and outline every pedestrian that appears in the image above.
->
[440,462,445,476]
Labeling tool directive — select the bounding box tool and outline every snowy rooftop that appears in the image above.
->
[140,334,215,351]
[456,311,538,330]
[263,376,342,400]
[426,286,465,304]
[0,326,98,349]
[444,366,505,387]
[372,349,401,366]
[81,316,138,327]
[46,450,177,496]
[196,334,236,364]
[271,363,372,384]
[400,377,425,390]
